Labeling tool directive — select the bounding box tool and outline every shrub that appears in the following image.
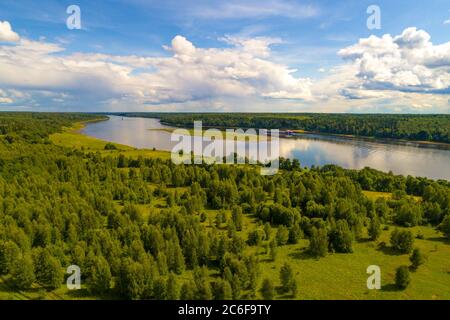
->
[104,142,117,150]
[247,229,265,246]
[439,215,450,239]
[329,220,353,253]
[309,227,328,258]
[368,217,381,241]
[394,203,422,227]
[390,229,414,254]
[260,278,275,300]
[279,263,297,295]
[409,248,425,270]
[395,266,411,289]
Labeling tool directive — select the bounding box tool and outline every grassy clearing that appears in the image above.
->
[0,275,98,300]
[251,225,449,300]
[362,190,422,202]
[362,190,393,200]
[186,198,450,299]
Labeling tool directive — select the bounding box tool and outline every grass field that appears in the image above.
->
[251,225,450,300]
[102,197,450,300]
[195,207,450,300]
[111,188,450,300]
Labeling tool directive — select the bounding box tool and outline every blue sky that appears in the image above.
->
[0,0,449,112]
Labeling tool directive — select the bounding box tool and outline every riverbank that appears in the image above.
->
[148,127,271,141]
[50,118,171,160]
[77,115,450,180]
[288,130,450,150]
[158,120,449,150]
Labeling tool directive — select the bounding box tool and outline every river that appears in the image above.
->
[81,115,450,180]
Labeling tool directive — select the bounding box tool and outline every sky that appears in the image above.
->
[0,0,449,113]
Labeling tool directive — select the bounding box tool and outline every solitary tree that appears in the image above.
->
[279,263,297,295]
[104,142,117,150]
[368,216,382,241]
[309,227,328,258]
[263,223,272,240]
[260,278,275,300]
[390,229,414,254]
[409,248,425,270]
[329,220,353,253]
[395,266,411,289]
[269,239,277,261]
[232,206,243,231]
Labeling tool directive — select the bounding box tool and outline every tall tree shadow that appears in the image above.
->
[381,283,401,292]
[288,248,318,260]
[376,244,403,256]
[276,286,295,299]
[426,236,450,245]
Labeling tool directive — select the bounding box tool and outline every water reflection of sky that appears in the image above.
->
[82,116,450,180]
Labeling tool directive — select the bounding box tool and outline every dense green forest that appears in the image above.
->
[116,113,450,144]
[0,113,449,300]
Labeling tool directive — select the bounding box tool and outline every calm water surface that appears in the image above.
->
[81,116,450,180]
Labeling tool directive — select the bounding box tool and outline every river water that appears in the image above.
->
[81,115,450,180]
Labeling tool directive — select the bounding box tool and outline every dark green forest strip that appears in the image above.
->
[114,113,450,144]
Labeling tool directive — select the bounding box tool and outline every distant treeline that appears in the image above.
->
[115,113,450,144]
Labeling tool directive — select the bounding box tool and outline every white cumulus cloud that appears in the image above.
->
[338,27,450,94]
[0,23,448,113]
[0,31,313,110]
[0,21,20,42]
